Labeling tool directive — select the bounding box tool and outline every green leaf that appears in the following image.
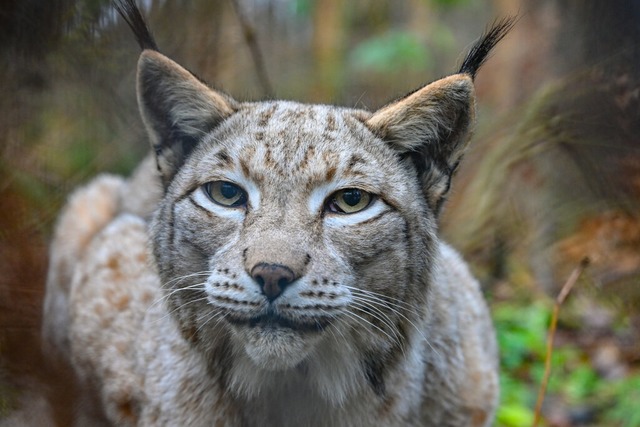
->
[496,404,535,427]
[602,376,640,427]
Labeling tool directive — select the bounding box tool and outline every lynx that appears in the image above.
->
[42,2,513,425]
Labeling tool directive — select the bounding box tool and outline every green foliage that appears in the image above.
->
[494,301,548,426]
[497,372,536,426]
[494,297,640,426]
[496,401,535,427]
[564,364,599,402]
[350,30,430,74]
[601,376,640,427]
[494,301,550,371]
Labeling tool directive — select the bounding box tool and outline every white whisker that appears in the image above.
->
[162,271,214,288]
[148,282,207,313]
[350,290,440,360]
[152,294,210,325]
[349,300,403,343]
[343,285,422,315]
[196,307,225,334]
[341,310,401,349]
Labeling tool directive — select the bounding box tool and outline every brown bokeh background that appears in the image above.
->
[1,1,639,425]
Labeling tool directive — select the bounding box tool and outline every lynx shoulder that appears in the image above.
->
[42,2,513,426]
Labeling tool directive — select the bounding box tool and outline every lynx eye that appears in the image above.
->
[203,181,248,208]
[326,188,372,214]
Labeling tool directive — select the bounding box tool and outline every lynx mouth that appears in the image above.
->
[227,311,330,333]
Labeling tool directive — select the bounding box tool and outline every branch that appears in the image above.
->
[532,257,590,426]
[229,0,275,98]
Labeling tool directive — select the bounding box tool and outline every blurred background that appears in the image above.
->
[1,0,639,425]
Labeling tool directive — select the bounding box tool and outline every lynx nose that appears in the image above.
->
[251,263,297,302]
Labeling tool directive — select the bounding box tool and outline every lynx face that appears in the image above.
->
[151,100,436,372]
[127,40,479,398]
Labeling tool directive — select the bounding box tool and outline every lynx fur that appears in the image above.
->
[42,3,513,426]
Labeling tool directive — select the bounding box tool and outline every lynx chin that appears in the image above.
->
[42,1,514,425]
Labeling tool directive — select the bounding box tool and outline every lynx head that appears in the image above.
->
[116,0,512,402]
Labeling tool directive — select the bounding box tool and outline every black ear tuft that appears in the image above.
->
[113,0,159,51]
[458,17,516,79]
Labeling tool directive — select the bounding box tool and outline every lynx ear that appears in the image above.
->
[366,74,475,213]
[366,17,515,214]
[137,50,238,186]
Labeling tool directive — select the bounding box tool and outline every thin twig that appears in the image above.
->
[229,0,275,98]
[533,257,590,426]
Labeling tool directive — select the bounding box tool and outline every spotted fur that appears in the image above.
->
[42,3,511,426]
